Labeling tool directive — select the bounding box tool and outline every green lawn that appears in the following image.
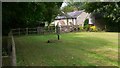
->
[14,32,118,66]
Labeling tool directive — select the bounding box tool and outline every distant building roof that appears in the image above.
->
[55,10,83,20]
[67,11,82,18]
[55,16,67,19]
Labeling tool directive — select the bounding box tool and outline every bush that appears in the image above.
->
[79,26,84,31]
[89,26,102,32]
[83,25,90,31]
[79,26,86,32]
[90,26,96,32]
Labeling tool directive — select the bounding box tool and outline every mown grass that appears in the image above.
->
[14,32,118,66]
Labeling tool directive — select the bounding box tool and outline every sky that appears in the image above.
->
[60,2,68,9]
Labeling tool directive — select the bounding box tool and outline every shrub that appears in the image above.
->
[79,26,83,30]
[79,26,84,31]
[90,26,102,32]
[83,25,90,31]
[90,26,96,31]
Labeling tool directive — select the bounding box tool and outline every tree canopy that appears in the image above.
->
[83,2,120,32]
[61,2,84,13]
[2,2,62,35]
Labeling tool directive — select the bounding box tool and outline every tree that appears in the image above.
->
[62,5,77,13]
[43,2,62,25]
[2,2,62,35]
[61,2,84,13]
[83,2,120,32]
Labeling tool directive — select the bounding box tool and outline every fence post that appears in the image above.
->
[26,28,28,35]
[18,28,20,36]
[8,31,16,66]
[37,27,40,34]
[11,35,16,66]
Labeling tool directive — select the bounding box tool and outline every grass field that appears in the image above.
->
[14,32,118,66]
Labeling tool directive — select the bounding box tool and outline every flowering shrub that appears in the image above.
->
[90,26,98,32]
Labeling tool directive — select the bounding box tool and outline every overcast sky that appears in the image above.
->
[60,2,68,9]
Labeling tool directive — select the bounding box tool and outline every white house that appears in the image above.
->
[51,10,91,27]
[50,10,95,32]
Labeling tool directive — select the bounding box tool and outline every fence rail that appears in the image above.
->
[60,25,79,32]
[11,27,55,36]
[8,31,16,66]
[11,26,80,36]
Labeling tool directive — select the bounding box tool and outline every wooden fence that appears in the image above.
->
[11,27,55,36]
[8,31,16,66]
[11,26,80,36]
[60,25,80,33]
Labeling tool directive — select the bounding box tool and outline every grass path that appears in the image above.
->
[14,32,118,66]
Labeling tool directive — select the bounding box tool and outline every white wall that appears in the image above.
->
[89,14,95,24]
[89,18,93,24]
[68,19,73,25]
[77,12,89,27]
[53,19,77,26]
[73,19,76,25]
[54,19,67,26]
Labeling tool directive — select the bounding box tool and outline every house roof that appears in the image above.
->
[67,11,82,18]
[55,10,83,20]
